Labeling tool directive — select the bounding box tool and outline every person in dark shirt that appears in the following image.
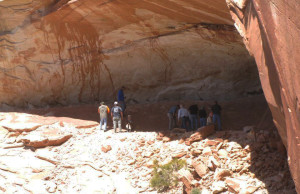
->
[211,101,222,130]
[199,106,207,127]
[189,104,198,130]
[167,105,179,130]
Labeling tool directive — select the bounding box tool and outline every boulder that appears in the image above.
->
[188,125,215,144]
[178,168,194,191]
[211,181,226,194]
[172,151,187,158]
[191,149,202,157]
[218,149,228,159]
[162,137,171,143]
[192,160,208,178]
[205,140,220,146]
[202,147,212,156]
[225,178,247,193]
[101,145,112,153]
[214,168,232,181]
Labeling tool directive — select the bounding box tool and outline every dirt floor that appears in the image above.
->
[22,95,274,132]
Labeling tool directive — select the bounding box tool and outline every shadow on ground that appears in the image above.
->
[13,95,275,132]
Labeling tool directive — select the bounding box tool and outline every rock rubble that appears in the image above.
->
[0,119,296,193]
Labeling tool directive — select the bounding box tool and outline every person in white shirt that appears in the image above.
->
[178,104,190,131]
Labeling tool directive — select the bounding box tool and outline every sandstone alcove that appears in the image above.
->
[0,0,261,107]
[0,0,299,193]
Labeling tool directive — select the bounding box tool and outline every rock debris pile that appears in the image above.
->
[0,116,296,193]
[164,127,295,194]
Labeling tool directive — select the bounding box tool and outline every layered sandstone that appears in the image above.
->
[0,0,260,107]
[226,0,300,191]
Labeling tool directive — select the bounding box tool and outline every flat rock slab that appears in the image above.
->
[0,113,98,131]
[21,127,72,148]
[2,123,42,133]
[0,113,53,132]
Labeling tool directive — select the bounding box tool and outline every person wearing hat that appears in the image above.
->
[98,102,110,131]
[111,101,123,133]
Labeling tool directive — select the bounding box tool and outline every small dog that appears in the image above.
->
[125,115,134,132]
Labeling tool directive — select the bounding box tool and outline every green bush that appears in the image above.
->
[191,187,202,194]
[150,158,186,192]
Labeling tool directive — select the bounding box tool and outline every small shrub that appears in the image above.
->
[191,187,202,194]
[150,158,186,192]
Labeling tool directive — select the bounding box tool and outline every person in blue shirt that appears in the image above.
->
[118,86,126,112]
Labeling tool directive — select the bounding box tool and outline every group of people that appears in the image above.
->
[98,86,222,133]
[168,101,222,131]
[97,87,126,133]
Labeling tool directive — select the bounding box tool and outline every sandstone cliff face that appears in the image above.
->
[0,0,260,107]
[226,0,300,192]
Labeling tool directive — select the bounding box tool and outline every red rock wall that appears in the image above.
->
[0,0,260,107]
[226,0,300,191]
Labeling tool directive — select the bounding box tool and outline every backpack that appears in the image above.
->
[112,106,121,117]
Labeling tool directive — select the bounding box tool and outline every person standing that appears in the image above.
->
[98,102,110,131]
[118,86,126,113]
[111,101,123,133]
[199,106,207,127]
[211,101,222,130]
[167,105,179,130]
[178,104,190,131]
[188,104,198,130]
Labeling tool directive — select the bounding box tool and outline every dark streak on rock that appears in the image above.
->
[101,23,235,55]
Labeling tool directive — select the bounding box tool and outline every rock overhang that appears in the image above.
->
[0,0,260,107]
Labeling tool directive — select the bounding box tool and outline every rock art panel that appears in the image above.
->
[226,0,300,191]
[0,0,260,107]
